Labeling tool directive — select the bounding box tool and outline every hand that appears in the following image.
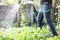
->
[23,1,34,5]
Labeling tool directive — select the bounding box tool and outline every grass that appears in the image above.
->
[0,24,60,40]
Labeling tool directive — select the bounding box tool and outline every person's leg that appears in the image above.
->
[44,11,57,36]
[36,12,43,29]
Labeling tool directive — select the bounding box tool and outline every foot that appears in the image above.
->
[53,32,58,37]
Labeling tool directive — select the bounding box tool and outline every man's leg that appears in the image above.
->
[44,11,57,36]
[36,13,43,29]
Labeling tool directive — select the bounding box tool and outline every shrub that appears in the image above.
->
[0,27,60,40]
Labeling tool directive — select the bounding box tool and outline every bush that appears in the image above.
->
[0,27,60,40]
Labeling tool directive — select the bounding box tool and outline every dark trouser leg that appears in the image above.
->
[44,11,57,36]
[36,13,43,29]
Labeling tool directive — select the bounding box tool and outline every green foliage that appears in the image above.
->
[58,0,60,3]
[20,2,29,26]
[0,26,60,40]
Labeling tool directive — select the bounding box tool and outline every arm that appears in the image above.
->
[52,0,57,12]
[51,0,57,18]
[53,0,57,8]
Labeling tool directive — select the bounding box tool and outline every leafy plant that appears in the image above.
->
[0,26,60,40]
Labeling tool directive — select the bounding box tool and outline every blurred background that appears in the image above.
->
[0,0,60,28]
